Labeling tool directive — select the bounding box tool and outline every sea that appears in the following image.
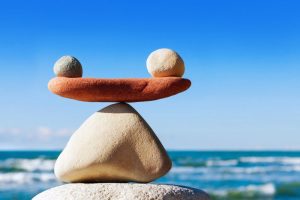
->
[0,151,300,200]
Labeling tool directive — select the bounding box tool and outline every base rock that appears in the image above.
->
[33,183,210,200]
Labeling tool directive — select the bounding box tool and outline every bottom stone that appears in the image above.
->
[33,183,210,200]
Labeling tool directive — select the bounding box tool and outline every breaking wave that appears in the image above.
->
[173,156,300,168]
[239,157,300,164]
[208,182,300,199]
[0,172,57,185]
[0,158,55,173]
[0,158,58,187]
[208,183,276,199]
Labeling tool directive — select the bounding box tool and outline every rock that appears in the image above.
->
[55,103,172,183]
[48,77,191,102]
[54,56,83,78]
[146,48,185,77]
[33,183,210,200]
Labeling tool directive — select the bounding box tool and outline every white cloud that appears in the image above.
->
[56,128,73,136]
[36,126,53,138]
[0,126,74,150]
[34,126,73,140]
[0,128,21,135]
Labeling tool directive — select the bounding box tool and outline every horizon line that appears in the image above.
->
[1,148,300,152]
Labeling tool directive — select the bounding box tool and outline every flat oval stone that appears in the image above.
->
[48,77,191,102]
[33,183,210,200]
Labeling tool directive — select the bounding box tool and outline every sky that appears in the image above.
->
[0,0,299,150]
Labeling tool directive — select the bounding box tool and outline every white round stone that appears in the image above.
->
[146,48,185,77]
[53,55,83,78]
[33,183,210,200]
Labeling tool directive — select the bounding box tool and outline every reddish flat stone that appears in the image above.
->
[48,77,191,102]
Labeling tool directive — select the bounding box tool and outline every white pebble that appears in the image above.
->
[146,48,185,77]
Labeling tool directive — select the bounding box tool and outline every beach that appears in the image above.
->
[1,151,300,199]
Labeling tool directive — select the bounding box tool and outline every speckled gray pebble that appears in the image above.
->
[53,55,83,78]
[33,183,210,200]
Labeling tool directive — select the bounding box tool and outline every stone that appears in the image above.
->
[54,55,83,78]
[33,183,210,200]
[55,103,172,183]
[146,48,185,77]
[48,77,191,102]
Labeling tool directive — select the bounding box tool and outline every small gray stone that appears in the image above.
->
[33,183,210,200]
[53,55,83,78]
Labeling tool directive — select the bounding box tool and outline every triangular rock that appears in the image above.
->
[54,103,172,183]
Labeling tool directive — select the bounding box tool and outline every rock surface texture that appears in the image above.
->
[54,56,83,78]
[55,103,172,183]
[48,77,191,102]
[146,48,185,77]
[33,183,210,200]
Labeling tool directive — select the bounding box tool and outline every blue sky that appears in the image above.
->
[0,0,299,150]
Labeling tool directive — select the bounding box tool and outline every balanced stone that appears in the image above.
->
[146,48,185,77]
[48,77,191,102]
[33,183,210,200]
[55,103,172,183]
[54,55,83,78]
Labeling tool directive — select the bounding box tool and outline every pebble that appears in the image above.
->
[146,48,185,77]
[53,55,83,78]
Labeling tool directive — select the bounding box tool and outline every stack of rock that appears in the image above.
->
[34,48,210,200]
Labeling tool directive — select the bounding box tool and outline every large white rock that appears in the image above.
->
[55,103,172,183]
[146,48,185,77]
[33,183,210,200]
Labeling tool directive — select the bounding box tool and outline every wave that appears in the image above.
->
[208,183,276,199]
[171,165,300,176]
[221,165,300,174]
[208,182,300,199]
[0,172,58,186]
[174,159,239,167]
[0,158,55,173]
[174,156,300,170]
[206,159,238,167]
[170,166,206,174]
[239,157,300,165]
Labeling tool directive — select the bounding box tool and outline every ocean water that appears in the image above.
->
[0,151,300,200]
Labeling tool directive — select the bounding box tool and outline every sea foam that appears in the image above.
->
[209,183,276,198]
[0,158,55,172]
[239,157,300,164]
[0,172,57,186]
